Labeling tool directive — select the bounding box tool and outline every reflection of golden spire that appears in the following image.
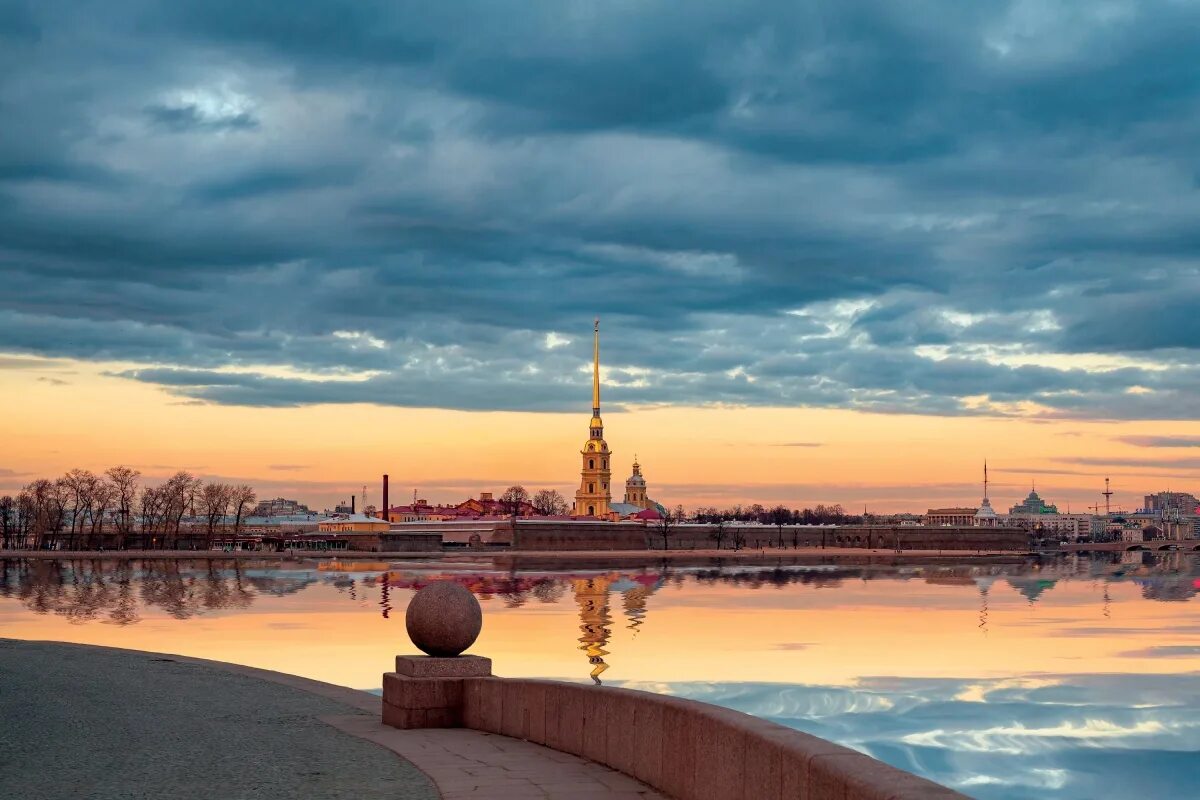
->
[592,317,601,415]
[573,575,612,684]
[622,585,651,635]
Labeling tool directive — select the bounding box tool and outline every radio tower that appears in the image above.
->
[1102,477,1113,517]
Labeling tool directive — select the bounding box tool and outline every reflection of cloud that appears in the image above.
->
[1056,625,1200,638]
[903,720,1168,755]
[625,673,1200,800]
[1118,645,1200,658]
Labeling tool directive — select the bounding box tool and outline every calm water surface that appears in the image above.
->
[2,553,1198,800]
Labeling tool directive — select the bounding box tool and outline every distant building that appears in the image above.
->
[1009,486,1059,515]
[317,514,390,533]
[1014,513,1095,541]
[1143,491,1200,515]
[925,508,978,527]
[573,319,613,519]
[251,497,312,517]
[384,491,539,522]
[973,461,1000,527]
[610,457,667,519]
[623,458,650,509]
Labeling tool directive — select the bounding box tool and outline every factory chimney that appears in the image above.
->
[351,495,356,514]
[382,474,389,521]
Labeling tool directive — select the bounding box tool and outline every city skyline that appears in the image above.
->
[3,351,1197,514]
[5,2,1200,512]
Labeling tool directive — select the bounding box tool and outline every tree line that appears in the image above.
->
[0,467,256,551]
[691,503,856,526]
[498,486,572,516]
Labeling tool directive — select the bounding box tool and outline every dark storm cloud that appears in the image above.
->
[144,102,259,133]
[2,0,1200,417]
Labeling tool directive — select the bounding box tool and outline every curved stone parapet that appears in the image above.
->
[385,671,968,799]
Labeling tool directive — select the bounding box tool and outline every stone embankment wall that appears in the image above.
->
[387,675,967,799]
[376,533,443,552]
[512,520,649,550]
[657,524,1030,551]
[511,520,1030,552]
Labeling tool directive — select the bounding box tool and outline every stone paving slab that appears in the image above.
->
[326,714,667,799]
[0,640,437,800]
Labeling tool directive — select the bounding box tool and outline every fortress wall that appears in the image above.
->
[659,524,1030,551]
[512,520,649,550]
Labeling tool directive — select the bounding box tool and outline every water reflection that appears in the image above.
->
[644,673,1200,800]
[3,551,1199,629]
[3,553,1199,799]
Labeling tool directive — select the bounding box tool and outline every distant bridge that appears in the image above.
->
[1060,540,1200,553]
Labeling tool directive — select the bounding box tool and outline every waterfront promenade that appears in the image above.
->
[0,640,662,799]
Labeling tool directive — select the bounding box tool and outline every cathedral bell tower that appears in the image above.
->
[625,456,649,510]
[574,318,612,518]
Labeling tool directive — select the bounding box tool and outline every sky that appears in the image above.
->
[2,1,1200,511]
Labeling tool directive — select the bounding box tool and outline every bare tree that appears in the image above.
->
[162,471,200,547]
[769,505,791,548]
[708,517,727,550]
[23,479,66,550]
[0,495,14,549]
[731,524,747,552]
[200,482,233,548]
[106,466,140,549]
[88,481,116,548]
[140,485,167,546]
[61,468,101,546]
[499,485,530,517]
[230,485,256,537]
[654,508,677,551]
[531,489,569,516]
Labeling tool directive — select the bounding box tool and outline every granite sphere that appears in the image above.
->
[406,581,482,657]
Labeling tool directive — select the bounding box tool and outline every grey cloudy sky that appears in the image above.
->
[2,0,1199,419]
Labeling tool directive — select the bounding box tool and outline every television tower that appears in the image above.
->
[1102,477,1113,517]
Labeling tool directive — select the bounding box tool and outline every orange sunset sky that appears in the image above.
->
[3,355,1198,514]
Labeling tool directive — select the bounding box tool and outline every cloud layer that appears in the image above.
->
[3,1,1200,418]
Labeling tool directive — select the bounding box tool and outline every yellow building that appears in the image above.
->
[317,514,391,533]
[624,457,649,509]
[573,319,613,518]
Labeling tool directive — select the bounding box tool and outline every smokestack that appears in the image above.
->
[382,474,389,520]
[351,495,356,514]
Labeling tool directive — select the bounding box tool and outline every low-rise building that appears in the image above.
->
[317,514,391,533]
[925,508,978,527]
[251,497,312,517]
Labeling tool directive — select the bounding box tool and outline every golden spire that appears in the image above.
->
[592,317,601,416]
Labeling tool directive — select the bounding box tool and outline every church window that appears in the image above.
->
[603,482,608,490]
[589,458,594,469]
[602,458,607,469]
[588,505,595,516]
[589,483,594,493]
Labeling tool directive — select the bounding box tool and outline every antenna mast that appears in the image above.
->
[1102,477,1113,516]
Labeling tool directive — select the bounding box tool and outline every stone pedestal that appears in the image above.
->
[382,655,492,729]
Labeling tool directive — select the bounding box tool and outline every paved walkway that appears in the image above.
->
[0,641,664,800]
[0,640,437,800]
